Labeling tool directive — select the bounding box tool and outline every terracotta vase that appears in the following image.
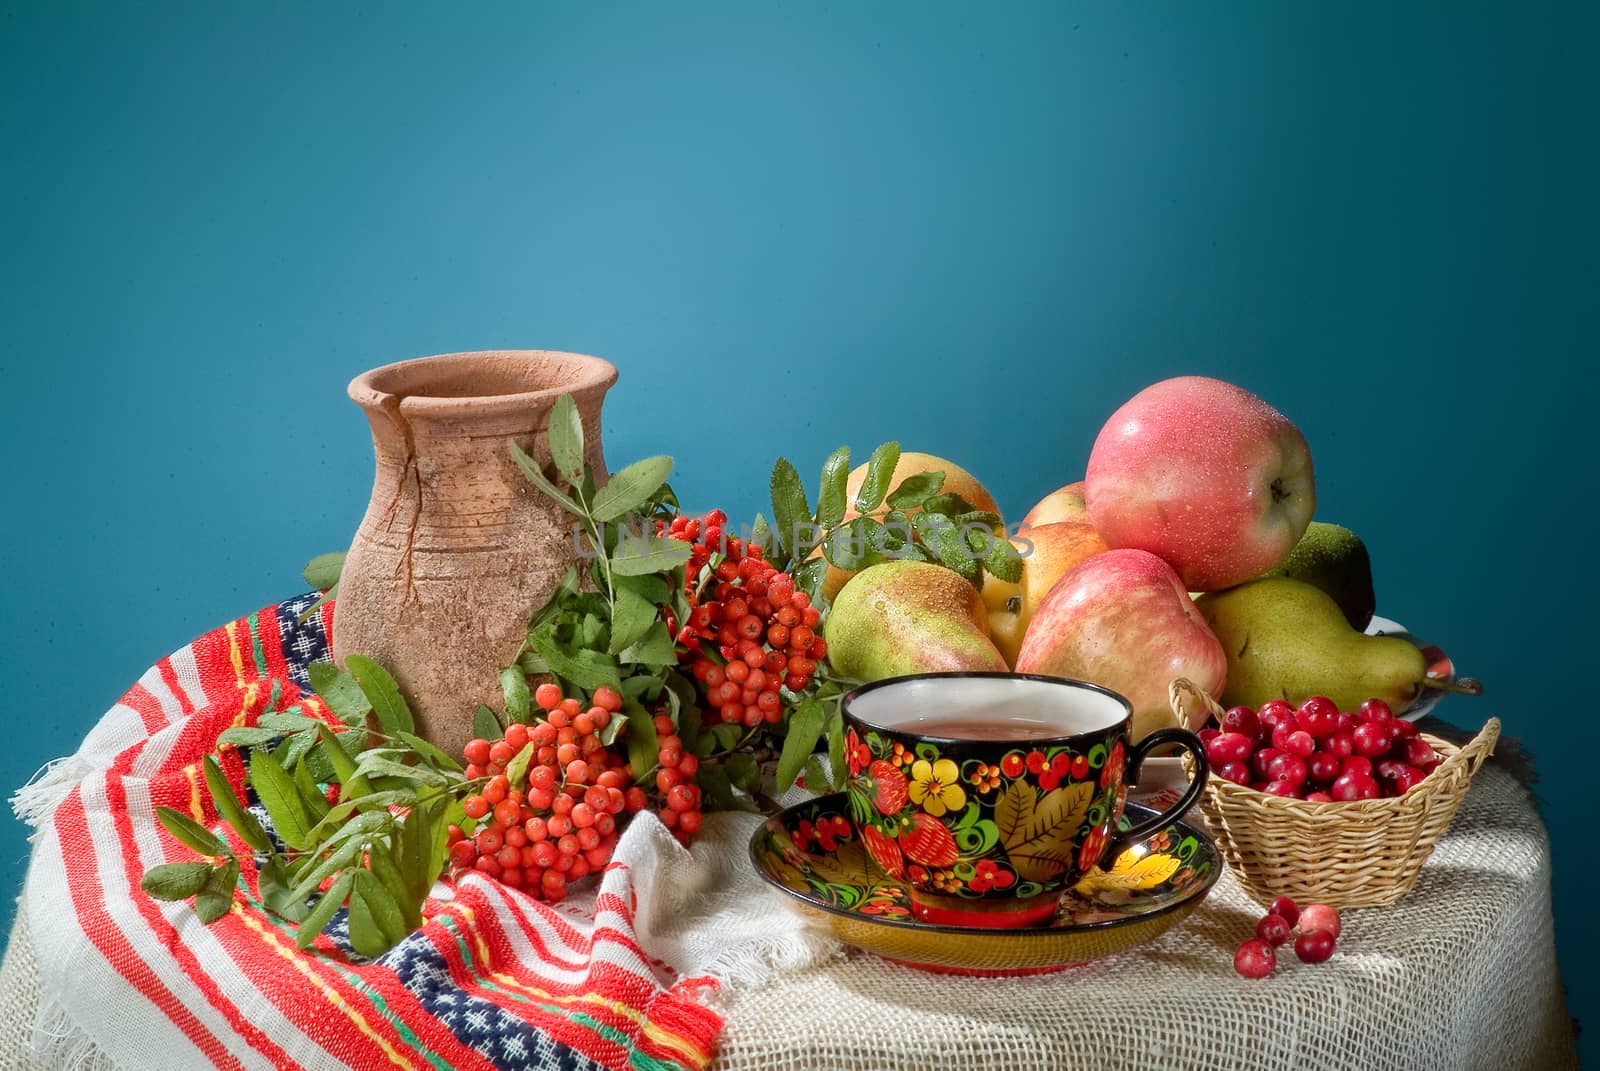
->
[333,350,617,757]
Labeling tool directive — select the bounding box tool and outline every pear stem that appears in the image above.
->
[1421,675,1484,696]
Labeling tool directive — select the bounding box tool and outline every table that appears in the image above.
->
[0,760,1577,1070]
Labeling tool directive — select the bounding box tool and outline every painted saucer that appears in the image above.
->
[749,795,1220,976]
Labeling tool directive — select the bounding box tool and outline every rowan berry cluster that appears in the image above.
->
[666,510,827,726]
[446,683,643,902]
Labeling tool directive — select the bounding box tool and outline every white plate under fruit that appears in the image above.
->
[1133,615,1458,803]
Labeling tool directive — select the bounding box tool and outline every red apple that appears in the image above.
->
[1015,549,1227,740]
[1085,377,1316,590]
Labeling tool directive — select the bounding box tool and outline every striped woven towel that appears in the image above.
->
[13,594,726,1071]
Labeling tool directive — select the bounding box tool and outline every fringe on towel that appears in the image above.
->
[11,754,93,834]
[30,998,121,1071]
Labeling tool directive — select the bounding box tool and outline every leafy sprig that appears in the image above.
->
[141,658,458,956]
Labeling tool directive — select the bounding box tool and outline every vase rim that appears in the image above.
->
[349,349,618,416]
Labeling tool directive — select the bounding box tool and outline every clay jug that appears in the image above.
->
[333,350,617,756]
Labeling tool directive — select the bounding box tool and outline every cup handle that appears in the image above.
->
[1099,727,1210,866]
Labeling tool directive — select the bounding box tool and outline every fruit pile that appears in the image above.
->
[666,509,827,726]
[448,684,649,902]
[1233,897,1342,978]
[1200,695,1440,801]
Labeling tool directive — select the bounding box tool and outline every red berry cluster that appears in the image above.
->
[446,684,643,902]
[1234,897,1342,978]
[1201,696,1440,802]
[649,713,704,838]
[665,510,827,726]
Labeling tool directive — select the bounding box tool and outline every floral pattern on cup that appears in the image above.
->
[845,728,1128,900]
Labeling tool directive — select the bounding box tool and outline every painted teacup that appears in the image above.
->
[841,672,1209,928]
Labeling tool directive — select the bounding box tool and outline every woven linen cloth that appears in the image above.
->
[4,595,835,1071]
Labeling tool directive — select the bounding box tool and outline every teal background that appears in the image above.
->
[2,0,1594,1057]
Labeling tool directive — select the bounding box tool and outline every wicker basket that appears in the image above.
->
[1169,678,1500,908]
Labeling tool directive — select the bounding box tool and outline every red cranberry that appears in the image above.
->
[1352,723,1392,758]
[1294,929,1336,963]
[1257,699,1295,731]
[1304,791,1334,802]
[1267,752,1308,788]
[1340,755,1374,777]
[1298,903,1342,940]
[1401,737,1436,767]
[1222,706,1263,741]
[1324,730,1355,758]
[1335,711,1357,733]
[1217,761,1252,786]
[1262,780,1300,797]
[1268,896,1299,925]
[1283,730,1316,759]
[1256,914,1292,946]
[1331,771,1380,801]
[1234,938,1277,978]
[1387,764,1428,795]
[1207,732,1254,765]
[1358,698,1394,722]
[1251,747,1284,781]
[1307,751,1342,784]
[1295,696,1340,737]
[1199,727,1222,748]
[1392,719,1420,740]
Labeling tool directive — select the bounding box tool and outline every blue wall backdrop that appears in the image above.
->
[3,0,1594,1057]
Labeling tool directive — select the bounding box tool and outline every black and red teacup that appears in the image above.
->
[841,672,1208,927]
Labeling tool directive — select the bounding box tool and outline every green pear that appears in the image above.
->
[1197,577,1427,712]
[1259,521,1376,631]
[827,561,1008,682]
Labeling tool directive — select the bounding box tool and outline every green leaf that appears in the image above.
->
[510,440,582,514]
[922,492,977,517]
[624,700,660,781]
[287,837,363,904]
[349,871,406,955]
[314,725,363,795]
[302,552,346,592]
[308,662,371,724]
[249,751,312,851]
[292,760,333,822]
[790,557,829,605]
[815,446,851,529]
[217,727,286,747]
[353,753,449,787]
[156,806,228,857]
[803,754,831,793]
[775,699,826,792]
[344,655,415,735]
[295,870,355,949]
[854,442,901,512]
[506,741,536,791]
[202,755,271,854]
[195,860,239,923]
[710,722,745,751]
[886,470,945,510]
[529,623,623,691]
[695,764,739,811]
[259,856,310,922]
[769,458,811,557]
[400,799,445,905]
[617,621,676,667]
[141,861,214,901]
[303,790,415,845]
[823,516,882,572]
[474,704,504,741]
[725,752,761,794]
[259,711,324,734]
[826,705,847,792]
[749,513,773,559]
[368,840,422,930]
[614,572,671,605]
[396,731,463,773]
[548,393,586,482]
[591,456,675,522]
[500,666,531,724]
[608,533,692,576]
[608,584,660,655]
[984,535,1024,584]
[280,729,320,771]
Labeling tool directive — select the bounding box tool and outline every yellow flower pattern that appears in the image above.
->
[907,758,967,817]
[1072,848,1181,897]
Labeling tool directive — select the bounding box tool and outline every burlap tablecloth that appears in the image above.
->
[1,763,1577,1070]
